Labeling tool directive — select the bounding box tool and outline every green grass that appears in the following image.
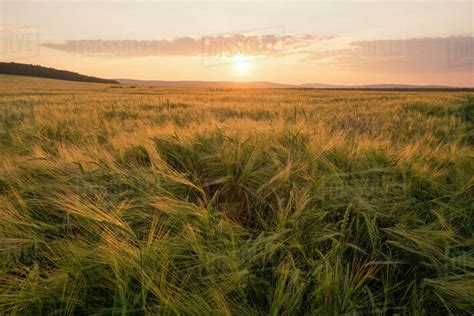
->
[0,75,473,315]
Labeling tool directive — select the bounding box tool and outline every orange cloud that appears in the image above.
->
[42,34,333,58]
[303,37,473,74]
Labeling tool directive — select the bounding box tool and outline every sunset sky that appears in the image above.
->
[1,1,472,86]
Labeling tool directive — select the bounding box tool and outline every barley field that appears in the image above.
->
[0,74,473,315]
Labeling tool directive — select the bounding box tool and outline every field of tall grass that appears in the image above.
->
[0,75,473,315]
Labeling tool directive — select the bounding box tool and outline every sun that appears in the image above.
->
[233,55,251,74]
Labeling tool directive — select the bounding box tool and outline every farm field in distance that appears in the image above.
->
[0,74,473,314]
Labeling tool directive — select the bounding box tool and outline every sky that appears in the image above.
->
[0,1,472,86]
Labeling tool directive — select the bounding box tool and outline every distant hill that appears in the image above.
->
[0,62,119,84]
[297,83,451,89]
[1,62,468,91]
[117,79,470,91]
[117,79,293,89]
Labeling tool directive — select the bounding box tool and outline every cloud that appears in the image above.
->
[42,34,333,58]
[41,35,472,78]
[303,37,474,74]
[42,38,201,58]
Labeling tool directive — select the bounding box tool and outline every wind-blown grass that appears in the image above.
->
[0,75,473,314]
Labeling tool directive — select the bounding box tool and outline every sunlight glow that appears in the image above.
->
[233,55,251,74]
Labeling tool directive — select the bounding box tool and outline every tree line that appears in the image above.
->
[0,62,119,84]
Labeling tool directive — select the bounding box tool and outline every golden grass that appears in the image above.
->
[0,75,473,314]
